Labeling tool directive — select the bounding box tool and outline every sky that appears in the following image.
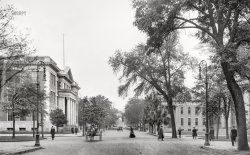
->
[2,0,209,111]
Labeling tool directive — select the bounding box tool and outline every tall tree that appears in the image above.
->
[0,5,36,89]
[49,108,67,133]
[78,97,88,135]
[109,35,195,138]
[133,0,250,150]
[2,77,45,138]
[124,97,145,127]
[79,95,113,129]
[103,108,119,128]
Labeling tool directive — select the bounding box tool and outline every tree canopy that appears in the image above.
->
[78,95,118,128]
[132,0,250,150]
[109,34,196,138]
[49,108,67,132]
[124,97,145,126]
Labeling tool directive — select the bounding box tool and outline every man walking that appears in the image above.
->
[158,125,164,141]
[209,126,215,141]
[178,127,183,138]
[192,127,197,139]
[231,126,237,146]
[50,126,56,140]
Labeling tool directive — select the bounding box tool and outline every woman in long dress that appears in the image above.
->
[129,127,136,138]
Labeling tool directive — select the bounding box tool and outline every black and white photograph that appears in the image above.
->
[0,0,250,155]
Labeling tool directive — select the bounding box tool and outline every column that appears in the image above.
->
[68,98,71,125]
[71,99,73,125]
[72,99,74,125]
[70,99,72,125]
[73,100,75,125]
[75,100,78,124]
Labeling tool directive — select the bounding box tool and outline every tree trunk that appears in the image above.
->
[32,111,35,137]
[221,62,249,150]
[167,98,177,138]
[12,112,15,139]
[41,112,44,138]
[216,98,221,139]
[82,120,85,136]
[12,103,15,139]
[225,116,229,139]
[216,116,220,139]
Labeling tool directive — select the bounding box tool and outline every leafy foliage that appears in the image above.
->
[49,108,67,130]
[2,76,46,117]
[0,5,36,88]
[109,34,196,137]
[78,95,117,128]
[132,0,250,149]
[124,97,145,126]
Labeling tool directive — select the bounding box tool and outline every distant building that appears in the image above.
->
[174,101,205,132]
[163,90,250,132]
[0,56,80,132]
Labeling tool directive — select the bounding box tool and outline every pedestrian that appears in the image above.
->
[71,127,74,134]
[75,127,78,135]
[209,126,215,141]
[192,127,197,139]
[158,125,164,141]
[129,126,136,138]
[178,127,183,138]
[50,126,55,140]
[231,126,237,146]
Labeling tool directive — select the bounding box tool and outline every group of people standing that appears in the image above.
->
[159,125,237,146]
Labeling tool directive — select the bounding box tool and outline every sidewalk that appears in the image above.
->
[152,132,250,154]
[0,133,80,155]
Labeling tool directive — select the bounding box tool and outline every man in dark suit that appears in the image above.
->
[158,125,164,141]
[231,126,237,146]
[51,126,56,140]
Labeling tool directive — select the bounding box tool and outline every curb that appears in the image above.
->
[2,147,43,155]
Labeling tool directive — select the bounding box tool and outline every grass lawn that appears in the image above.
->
[0,136,46,142]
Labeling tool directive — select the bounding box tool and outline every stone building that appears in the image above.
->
[170,90,250,133]
[0,56,80,132]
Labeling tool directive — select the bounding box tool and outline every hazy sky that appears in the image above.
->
[2,0,209,111]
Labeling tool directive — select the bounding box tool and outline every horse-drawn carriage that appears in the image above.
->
[85,128,102,141]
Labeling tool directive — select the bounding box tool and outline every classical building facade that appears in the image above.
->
[167,91,250,133]
[0,56,80,132]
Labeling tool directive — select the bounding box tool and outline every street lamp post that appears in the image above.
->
[199,60,210,146]
[35,61,46,147]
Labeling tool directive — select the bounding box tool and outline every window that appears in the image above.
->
[19,128,26,131]
[188,118,191,126]
[7,128,13,131]
[7,111,13,121]
[188,107,191,115]
[50,73,56,87]
[181,118,184,126]
[195,118,198,126]
[50,91,56,104]
[188,129,191,131]
[195,107,199,115]
[181,107,183,114]
[203,118,205,126]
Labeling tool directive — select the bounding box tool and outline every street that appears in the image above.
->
[24,130,237,155]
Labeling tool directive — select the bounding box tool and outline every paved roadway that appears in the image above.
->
[25,130,235,155]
